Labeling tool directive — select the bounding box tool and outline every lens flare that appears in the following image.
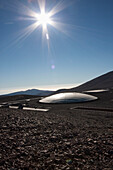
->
[51,64,55,70]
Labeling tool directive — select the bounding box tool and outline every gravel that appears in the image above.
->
[0,106,113,169]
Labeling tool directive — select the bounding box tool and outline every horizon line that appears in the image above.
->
[0,83,81,95]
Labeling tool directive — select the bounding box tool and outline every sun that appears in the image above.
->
[13,0,71,42]
[36,10,52,30]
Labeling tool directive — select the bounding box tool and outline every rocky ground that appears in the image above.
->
[0,90,113,169]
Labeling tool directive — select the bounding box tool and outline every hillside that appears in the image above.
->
[71,71,113,92]
[54,71,113,94]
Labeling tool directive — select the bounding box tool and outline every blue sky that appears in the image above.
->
[0,0,113,94]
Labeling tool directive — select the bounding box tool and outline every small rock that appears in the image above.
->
[66,159,72,164]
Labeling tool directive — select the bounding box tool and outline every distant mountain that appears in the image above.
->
[2,89,54,97]
[2,71,113,97]
[72,71,113,92]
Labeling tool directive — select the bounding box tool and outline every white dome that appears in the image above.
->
[39,92,98,104]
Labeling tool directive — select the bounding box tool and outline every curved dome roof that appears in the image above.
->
[39,92,98,104]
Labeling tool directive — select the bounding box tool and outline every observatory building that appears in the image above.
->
[39,92,98,104]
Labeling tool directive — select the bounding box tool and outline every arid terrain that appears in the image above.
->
[0,89,113,169]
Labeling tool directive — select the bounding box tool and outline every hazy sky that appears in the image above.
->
[0,0,113,94]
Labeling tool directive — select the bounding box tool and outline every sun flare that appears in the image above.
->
[12,0,71,43]
[36,11,52,30]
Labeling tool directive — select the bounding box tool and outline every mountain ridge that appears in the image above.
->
[1,71,113,96]
[1,89,54,97]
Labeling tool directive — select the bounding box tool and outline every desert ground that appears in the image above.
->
[0,89,113,169]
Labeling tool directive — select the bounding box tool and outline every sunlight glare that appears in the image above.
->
[36,11,51,30]
[10,0,72,45]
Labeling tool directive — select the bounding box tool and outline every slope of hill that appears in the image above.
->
[1,89,54,97]
[54,71,113,94]
[70,71,113,92]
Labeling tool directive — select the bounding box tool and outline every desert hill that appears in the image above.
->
[54,71,113,94]
[73,70,113,92]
